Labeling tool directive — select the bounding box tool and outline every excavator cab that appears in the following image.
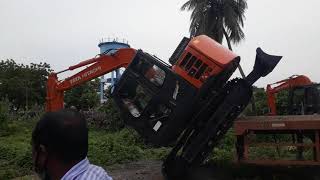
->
[267,75,320,115]
[112,50,199,146]
[288,83,320,115]
[112,36,241,146]
[45,35,243,147]
[112,35,282,149]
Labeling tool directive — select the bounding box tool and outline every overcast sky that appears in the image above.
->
[0,0,319,87]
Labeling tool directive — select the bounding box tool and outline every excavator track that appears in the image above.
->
[162,47,282,179]
[163,78,252,179]
[185,78,252,164]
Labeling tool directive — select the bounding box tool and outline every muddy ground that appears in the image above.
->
[15,160,320,180]
[107,160,164,180]
[107,160,320,180]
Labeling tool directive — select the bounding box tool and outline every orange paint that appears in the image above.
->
[173,35,238,88]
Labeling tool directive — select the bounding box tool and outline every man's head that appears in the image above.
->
[32,109,88,179]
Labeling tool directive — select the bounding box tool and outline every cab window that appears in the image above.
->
[144,64,166,87]
[120,83,152,117]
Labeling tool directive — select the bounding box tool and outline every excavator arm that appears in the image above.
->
[266,75,312,115]
[46,48,136,112]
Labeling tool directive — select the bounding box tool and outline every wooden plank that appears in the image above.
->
[239,159,320,166]
[248,142,315,148]
[234,115,320,135]
[237,115,320,122]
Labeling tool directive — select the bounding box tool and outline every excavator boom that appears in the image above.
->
[46,48,136,112]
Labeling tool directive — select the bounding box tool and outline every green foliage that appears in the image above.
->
[253,88,269,115]
[243,87,269,116]
[88,128,143,165]
[0,60,51,110]
[0,120,34,179]
[243,87,290,116]
[210,129,236,162]
[209,129,315,165]
[64,78,100,110]
[0,118,169,179]
[0,100,10,134]
[275,90,289,115]
[88,128,169,166]
[94,99,123,131]
[181,0,247,44]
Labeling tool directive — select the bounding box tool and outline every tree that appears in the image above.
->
[0,100,10,134]
[64,78,100,110]
[0,60,51,110]
[181,0,248,77]
[275,90,289,115]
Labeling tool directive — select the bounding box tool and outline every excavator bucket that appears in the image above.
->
[245,48,282,85]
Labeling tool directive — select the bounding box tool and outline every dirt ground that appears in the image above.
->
[107,160,164,180]
[107,160,320,180]
[14,161,165,180]
[15,160,320,180]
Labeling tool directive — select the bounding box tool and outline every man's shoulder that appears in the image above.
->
[79,164,113,180]
[62,158,113,180]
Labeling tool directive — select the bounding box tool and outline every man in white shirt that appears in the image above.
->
[31,109,112,180]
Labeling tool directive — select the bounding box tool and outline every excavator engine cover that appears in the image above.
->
[172,35,238,88]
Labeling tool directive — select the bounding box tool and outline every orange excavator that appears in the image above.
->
[266,75,320,115]
[46,35,281,178]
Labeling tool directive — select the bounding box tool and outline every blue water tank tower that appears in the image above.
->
[98,38,130,103]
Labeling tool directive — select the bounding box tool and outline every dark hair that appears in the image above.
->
[32,109,88,163]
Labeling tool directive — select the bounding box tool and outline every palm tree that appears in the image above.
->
[182,0,257,113]
[181,0,248,78]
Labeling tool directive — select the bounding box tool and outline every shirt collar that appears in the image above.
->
[61,157,89,180]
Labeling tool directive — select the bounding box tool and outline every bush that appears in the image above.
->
[0,146,33,179]
[0,120,33,179]
[209,129,236,162]
[88,128,144,165]
[0,112,169,179]
[88,128,170,166]
[0,100,10,136]
[92,99,123,131]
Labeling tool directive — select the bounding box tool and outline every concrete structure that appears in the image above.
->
[98,38,130,103]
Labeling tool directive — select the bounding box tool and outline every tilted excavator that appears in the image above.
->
[46,35,281,178]
[267,75,320,115]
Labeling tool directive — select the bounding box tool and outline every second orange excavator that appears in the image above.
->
[267,75,320,115]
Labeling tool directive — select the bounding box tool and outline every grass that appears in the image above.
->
[88,127,170,166]
[2,115,316,179]
[0,119,34,179]
[0,119,169,179]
